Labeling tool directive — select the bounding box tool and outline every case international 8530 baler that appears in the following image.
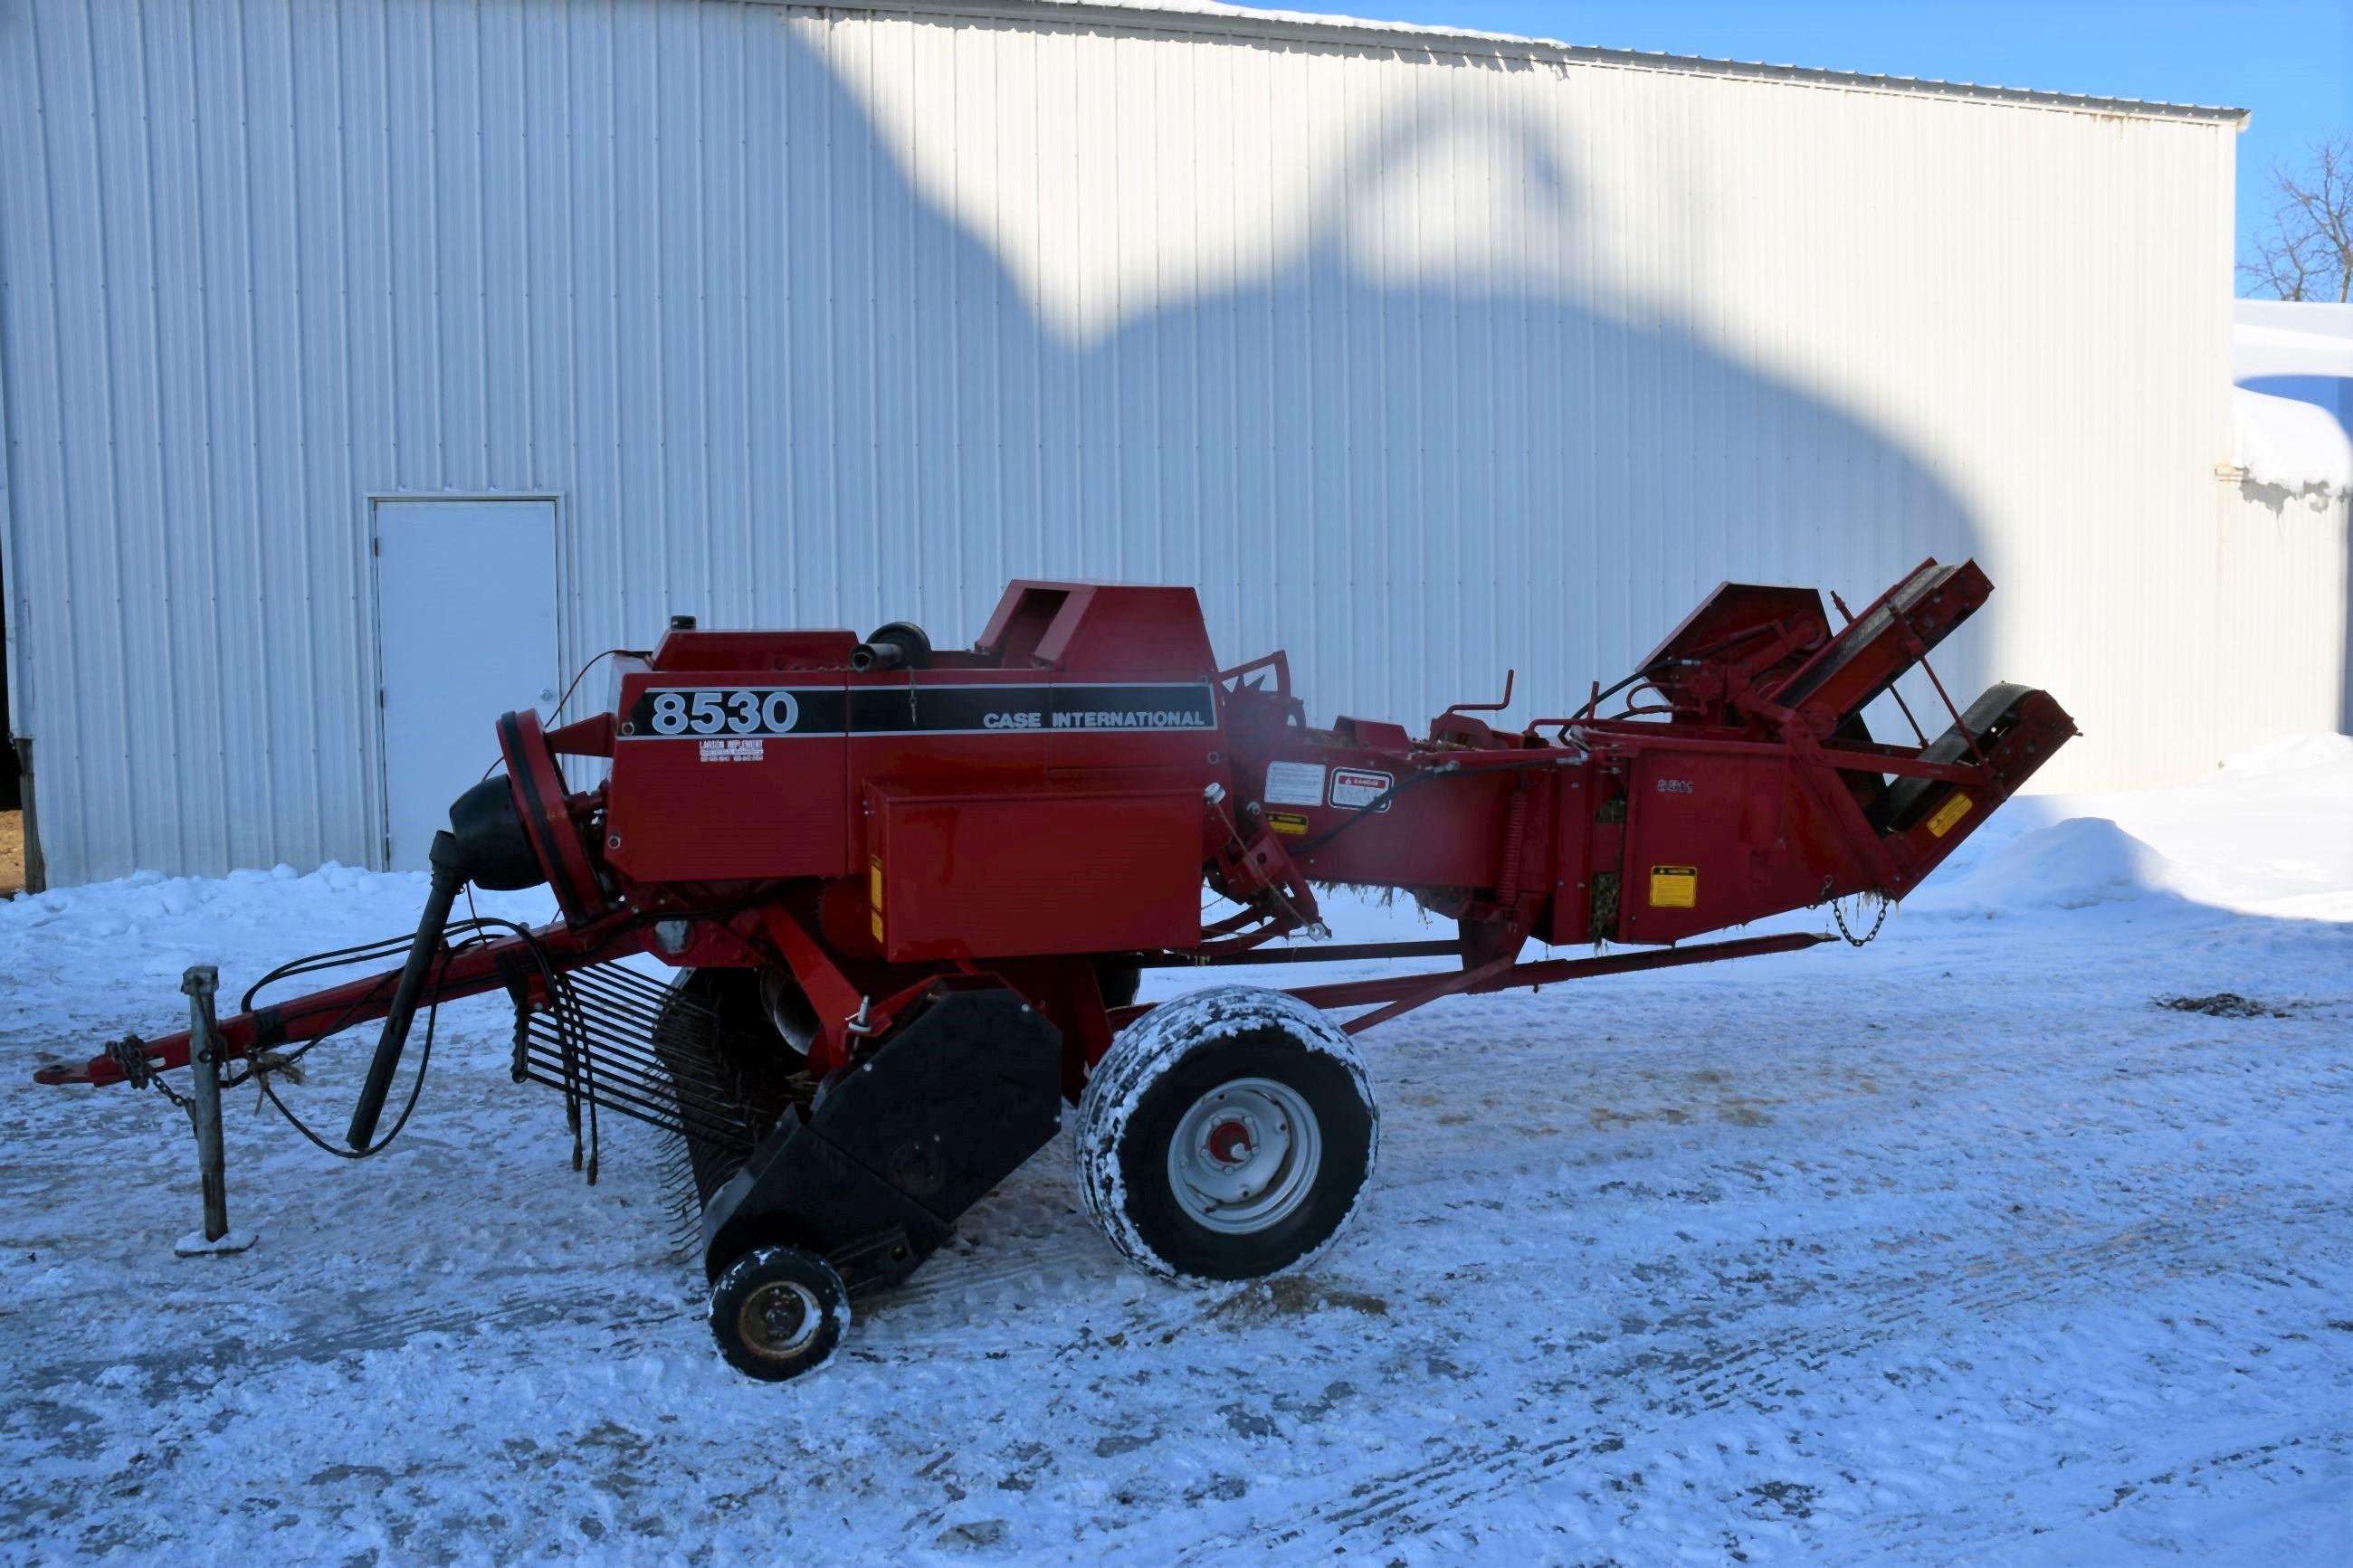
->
[40,559,2073,1380]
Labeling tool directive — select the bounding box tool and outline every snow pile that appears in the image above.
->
[1910,729,2353,925]
[1910,816,2186,917]
[0,860,546,946]
[2216,730,2353,776]
[2232,385,2353,496]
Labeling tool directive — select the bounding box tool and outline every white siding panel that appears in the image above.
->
[0,0,2324,888]
[2212,483,2352,758]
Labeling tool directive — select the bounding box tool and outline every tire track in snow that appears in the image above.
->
[1858,1425,2353,1559]
[1234,1195,2339,1554]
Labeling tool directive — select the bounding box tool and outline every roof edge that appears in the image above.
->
[812,0,2250,127]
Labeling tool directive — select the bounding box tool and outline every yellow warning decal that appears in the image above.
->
[868,857,885,941]
[1649,865,1698,908]
[1266,811,1311,837]
[1926,793,1974,839]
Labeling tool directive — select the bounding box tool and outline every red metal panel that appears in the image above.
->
[1234,738,1525,889]
[1537,767,1596,946]
[870,784,1204,962]
[976,581,1221,676]
[1634,582,1830,673]
[1617,744,1846,944]
[1043,683,1224,782]
[841,670,1060,875]
[648,628,860,672]
[604,669,852,882]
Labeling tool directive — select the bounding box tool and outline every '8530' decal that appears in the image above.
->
[642,688,803,736]
[621,681,1216,740]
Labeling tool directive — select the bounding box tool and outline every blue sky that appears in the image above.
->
[1275,1,2352,291]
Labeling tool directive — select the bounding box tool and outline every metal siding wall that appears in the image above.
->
[0,0,2311,887]
[2212,483,2352,755]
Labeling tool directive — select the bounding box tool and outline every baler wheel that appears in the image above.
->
[1073,985,1377,1284]
[708,1244,850,1383]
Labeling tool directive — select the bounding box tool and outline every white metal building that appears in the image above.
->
[1,0,2335,889]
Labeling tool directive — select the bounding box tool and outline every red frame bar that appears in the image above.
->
[1107,931,1830,1032]
[1137,938,1467,969]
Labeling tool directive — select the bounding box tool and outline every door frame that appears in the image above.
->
[366,492,566,871]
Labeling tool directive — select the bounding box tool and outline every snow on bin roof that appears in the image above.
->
[2234,388,2353,497]
[2232,303,2353,496]
[882,0,2252,125]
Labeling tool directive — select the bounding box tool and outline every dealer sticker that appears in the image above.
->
[1329,767,1394,811]
[1262,761,1327,807]
[699,737,766,763]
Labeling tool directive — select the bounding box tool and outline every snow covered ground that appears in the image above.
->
[3,738,2349,1563]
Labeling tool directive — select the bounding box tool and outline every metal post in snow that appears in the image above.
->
[174,965,257,1258]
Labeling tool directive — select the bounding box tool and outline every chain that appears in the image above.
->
[1817,877,1891,947]
[107,1034,191,1111]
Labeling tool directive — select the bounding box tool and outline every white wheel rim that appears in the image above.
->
[738,1279,823,1358]
[1166,1077,1322,1234]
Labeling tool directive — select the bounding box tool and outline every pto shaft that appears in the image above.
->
[345,831,465,1149]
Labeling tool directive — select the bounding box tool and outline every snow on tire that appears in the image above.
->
[1073,984,1378,1284]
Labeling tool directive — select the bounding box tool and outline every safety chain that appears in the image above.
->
[107,1034,191,1111]
[1817,877,1891,947]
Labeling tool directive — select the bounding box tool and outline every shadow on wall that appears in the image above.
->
[706,20,1984,733]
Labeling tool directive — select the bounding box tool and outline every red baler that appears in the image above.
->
[39,560,2073,1379]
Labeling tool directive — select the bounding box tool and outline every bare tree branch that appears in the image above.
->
[2239,134,2353,302]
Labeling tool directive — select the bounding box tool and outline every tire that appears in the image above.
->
[1073,984,1377,1284]
[708,1244,851,1383]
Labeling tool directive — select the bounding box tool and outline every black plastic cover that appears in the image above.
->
[699,982,1063,1294]
[446,774,545,890]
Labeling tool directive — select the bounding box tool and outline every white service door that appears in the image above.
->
[376,499,559,870]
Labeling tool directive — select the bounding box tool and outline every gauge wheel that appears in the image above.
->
[1073,984,1378,1283]
[708,1244,850,1383]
